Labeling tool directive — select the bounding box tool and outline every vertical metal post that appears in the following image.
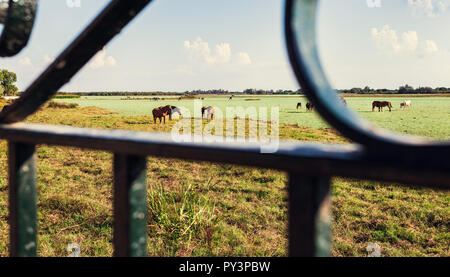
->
[8,141,37,257]
[113,154,147,257]
[288,173,331,257]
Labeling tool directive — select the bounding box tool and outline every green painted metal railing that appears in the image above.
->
[0,0,449,257]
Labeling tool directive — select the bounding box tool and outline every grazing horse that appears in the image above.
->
[400,100,411,109]
[296,102,302,109]
[159,105,174,120]
[152,105,172,123]
[201,106,215,119]
[170,106,182,119]
[372,101,392,112]
[306,102,314,111]
[171,105,182,117]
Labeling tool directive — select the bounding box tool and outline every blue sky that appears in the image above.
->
[1,0,449,92]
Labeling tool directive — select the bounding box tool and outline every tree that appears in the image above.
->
[398,84,414,94]
[415,86,434,94]
[0,69,19,96]
[349,87,362,94]
[363,86,373,93]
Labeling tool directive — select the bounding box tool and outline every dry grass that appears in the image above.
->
[0,105,447,257]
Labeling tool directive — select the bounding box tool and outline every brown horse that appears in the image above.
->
[152,105,172,123]
[372,101,392,112]
[162,105,175,120]
[296,102,302,109]
[306,102,314,111]
[340,95,347,105]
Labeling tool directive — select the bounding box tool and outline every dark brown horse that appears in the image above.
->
[306,102,314,111]
[152,105,172,123]
[372,101,392,112]
[296,102,302,109]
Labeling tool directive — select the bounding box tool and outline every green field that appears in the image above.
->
[56,95,450,139]
[0,97,447,257]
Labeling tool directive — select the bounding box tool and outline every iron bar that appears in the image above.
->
[288,173,330,257]
[8,141,37,257]
[0,123,448,188]
[113,154,147,257]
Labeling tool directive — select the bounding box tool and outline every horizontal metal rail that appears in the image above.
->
[0,123,448,189]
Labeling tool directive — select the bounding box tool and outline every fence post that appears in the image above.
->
[288,173,331,257]
[8,142,37,257]
[113,154,147,257]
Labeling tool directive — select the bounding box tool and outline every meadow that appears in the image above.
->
[56,95,450,139]
[0,96,448,257]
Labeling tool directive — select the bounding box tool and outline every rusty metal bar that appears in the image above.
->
[288,173,330,257]
[113,154,147,257]
[0,123,448,188]
[8,141,37,257]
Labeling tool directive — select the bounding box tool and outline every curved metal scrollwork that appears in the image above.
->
[0,0,153,123]
[284,0,450,163]
[0,0,38,57]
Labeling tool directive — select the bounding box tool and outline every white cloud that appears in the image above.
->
[183,37,251,67]
[371,25,438,56]
[44,54,54,64]
[236,52,252,65]
[438,1,448,12]
[19,57,33,67]
[88,48,117,69]
[184,37,232,65]
[179,38,252,78]
[421,39,439,54]
[214,43,232,64]
[408,0,448,18]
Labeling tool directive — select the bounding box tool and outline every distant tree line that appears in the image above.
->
[57,91,185,96]
[339,85,450,94]
[242,88,303,95]
[57,89,305,96]
[57,85,450,96]
[3,68,450,97]
[185,89,230,94]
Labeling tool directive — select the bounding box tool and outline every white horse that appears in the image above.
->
[171,106,182,118]
[202,106,215,119]
[400,100,411,109]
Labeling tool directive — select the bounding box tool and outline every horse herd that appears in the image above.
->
[371,100,411,112]
[151,98,413,124]
[296,95,347,111]
[296,102,315,111]
[297,99,412,112]
[152,105,215,123]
